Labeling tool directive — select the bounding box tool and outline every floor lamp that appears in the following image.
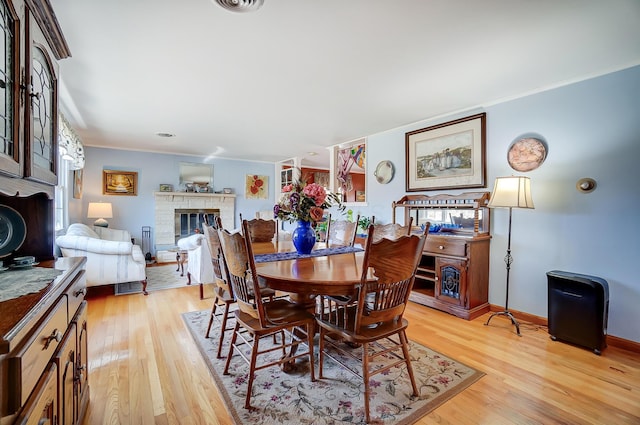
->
[485,176,534,336]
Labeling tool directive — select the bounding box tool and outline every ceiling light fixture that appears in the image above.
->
[214,0,264,13]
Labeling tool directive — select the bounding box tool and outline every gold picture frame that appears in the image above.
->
[103,170,138,196]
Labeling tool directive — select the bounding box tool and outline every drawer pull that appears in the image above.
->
[438,245,445,250]
[43,329,63,350]
[74,288,87,297]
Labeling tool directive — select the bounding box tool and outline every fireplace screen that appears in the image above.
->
[175,209,219,242]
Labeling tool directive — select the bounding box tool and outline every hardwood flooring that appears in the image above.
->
[82,285,640,425]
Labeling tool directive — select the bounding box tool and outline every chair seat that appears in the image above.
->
[235,299,315,333]
[213,286,234,303]
[317,306,409,342]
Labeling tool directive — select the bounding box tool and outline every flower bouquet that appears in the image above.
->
[274,174,342,254]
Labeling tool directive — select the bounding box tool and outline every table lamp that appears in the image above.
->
[87,202,113,227]
[484,176,534,336]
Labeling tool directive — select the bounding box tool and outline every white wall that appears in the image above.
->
[71,65,640,342]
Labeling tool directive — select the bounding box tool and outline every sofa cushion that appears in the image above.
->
[65,223,100,239]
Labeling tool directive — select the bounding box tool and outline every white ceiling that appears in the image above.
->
[50,0,640,168]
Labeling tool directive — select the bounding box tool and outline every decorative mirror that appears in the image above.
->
[179,162,214,192]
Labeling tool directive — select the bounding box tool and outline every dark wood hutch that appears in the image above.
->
[0,1,89,425]
[393,192,491,320]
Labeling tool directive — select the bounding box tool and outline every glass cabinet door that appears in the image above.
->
[25,40,57,185]
[0,0,19,177]
[435,257,467,307]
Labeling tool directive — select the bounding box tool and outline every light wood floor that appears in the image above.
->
[82,285,640,425]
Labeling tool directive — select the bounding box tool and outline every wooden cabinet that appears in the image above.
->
[393,192,491,320]
[0,258,89,425]
[0,0,70,187]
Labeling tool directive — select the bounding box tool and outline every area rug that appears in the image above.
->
[115,264,188,295]
[182,309,484,425]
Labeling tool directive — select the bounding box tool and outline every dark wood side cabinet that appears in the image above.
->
[0,257,89,425]
[393,192,492,320]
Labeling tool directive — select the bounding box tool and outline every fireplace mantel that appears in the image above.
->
[154,192,236,247]
[153,191,236,200]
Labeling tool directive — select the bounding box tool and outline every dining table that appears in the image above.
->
[252,240,371,370]
[252,240,370,309]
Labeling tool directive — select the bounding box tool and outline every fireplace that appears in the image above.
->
[175,209,219,242]
[154,192,236,250]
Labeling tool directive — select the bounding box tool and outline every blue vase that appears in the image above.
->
[292,220,316,255]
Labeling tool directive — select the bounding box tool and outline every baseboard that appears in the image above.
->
[487,304,640,354]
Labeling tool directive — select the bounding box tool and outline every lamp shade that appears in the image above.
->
[87,202,113,227]
[87,202,113,219]
[488,176,534,209]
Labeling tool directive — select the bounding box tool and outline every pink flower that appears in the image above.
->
[309,207,324,222]
[303,183,327,206]
[282,184,293,193]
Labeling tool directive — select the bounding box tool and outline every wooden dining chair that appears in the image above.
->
[316,222,429,424]
[219,220,316,409]
[203,217,276,358]
[240,213,278,242]
[325,213,359,247]
[201,217,237,358]
[370,216,414,243]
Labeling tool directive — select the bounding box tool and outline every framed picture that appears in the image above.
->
[245,174,268,199]
[405,113,486,192]
[159,184,173,192]
[103,170,138,196]
[73,169,83,199]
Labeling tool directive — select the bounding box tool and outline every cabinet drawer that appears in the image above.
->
[425,238,467,257]
[14,363,58,425]
[65,269,87,321]
[9,297,68,409]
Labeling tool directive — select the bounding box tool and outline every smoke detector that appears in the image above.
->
[214,0,264,13]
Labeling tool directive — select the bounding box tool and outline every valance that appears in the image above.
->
[58,113,85,170]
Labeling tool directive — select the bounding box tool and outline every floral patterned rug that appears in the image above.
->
[182,309,484,425]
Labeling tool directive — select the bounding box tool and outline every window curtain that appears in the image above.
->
[58,113,85,170]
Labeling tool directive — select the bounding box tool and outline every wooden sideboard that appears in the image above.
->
[0,257,88,425]
[393,192,491,320]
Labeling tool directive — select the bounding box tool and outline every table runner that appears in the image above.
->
[0,267,63,302]
[254,245,363,263]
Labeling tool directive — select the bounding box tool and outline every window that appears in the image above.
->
[330,138,367,205]
[55,155,69,232]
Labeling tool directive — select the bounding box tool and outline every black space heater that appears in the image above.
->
[546,270,609,355]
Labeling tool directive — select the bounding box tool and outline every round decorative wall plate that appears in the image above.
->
[0,205,27,258]
[507,137,548,172]
[374,160,395,184]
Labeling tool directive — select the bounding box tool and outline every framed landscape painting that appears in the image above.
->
[103,170,138,196]
[405,113,486,192]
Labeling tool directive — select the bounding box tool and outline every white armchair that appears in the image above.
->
[177,233,214,296]
[55,223,147,292]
